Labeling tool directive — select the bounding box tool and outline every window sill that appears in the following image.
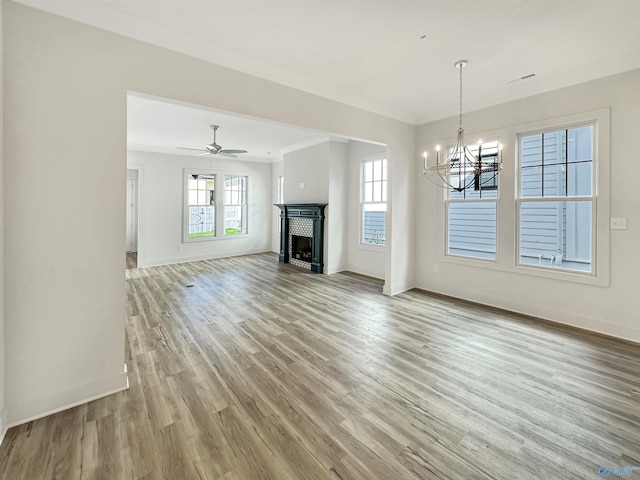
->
[439,253,609,287]
[513,262,607,287]
[358,242,386,253]
[183,233,250,243]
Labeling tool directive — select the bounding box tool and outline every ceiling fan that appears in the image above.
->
[178,125,248,158]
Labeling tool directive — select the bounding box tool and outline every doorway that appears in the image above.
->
[126,169,138,268]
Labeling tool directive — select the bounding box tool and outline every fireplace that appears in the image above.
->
[274,203,327,273]
[292,235,313,262]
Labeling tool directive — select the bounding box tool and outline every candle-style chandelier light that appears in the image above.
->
[422,60,502,192]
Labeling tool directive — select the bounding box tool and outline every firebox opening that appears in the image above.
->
[292,235,313,262]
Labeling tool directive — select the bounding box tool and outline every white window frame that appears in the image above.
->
[223,175,248,236]
[183,168,251,243]
[183,170,217,243]
[360,156,387,248]
[445,138,500,262]
[517,124,594,274]
[515,111,609,286]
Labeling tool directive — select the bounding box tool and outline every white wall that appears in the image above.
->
[326,141,348,274]
[3,2,415,425]
[277,139,388,277]
[0,0,6,443]
[281,140,349,274]
[283,141,330,203]
[271,161,283,253]
[385,133,416,295]
[416,69,640,343]
[346,141,387,279]
[128,151,272,267]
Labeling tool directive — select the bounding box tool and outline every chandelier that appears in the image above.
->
[422,60,502,192]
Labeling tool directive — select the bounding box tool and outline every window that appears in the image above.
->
[184,170,250,242]
[361,158,387,246]
[518,125,593,272]
[187,174,215,238]
[224,175,247,235]
[446,141,499,260]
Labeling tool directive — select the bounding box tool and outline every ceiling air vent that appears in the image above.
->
[506,73,537,85]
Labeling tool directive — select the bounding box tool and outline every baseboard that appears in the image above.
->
[417,286,640,345]
[8,364,129,428]
[344,264,385,281]
[140,248,273,268]
[549,310,640,344]
[0,408,8,447]
[383,281,414,296]
[326,264,346,275]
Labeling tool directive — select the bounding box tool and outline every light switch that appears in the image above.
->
[299,182,305,189]
[610,218,628,230]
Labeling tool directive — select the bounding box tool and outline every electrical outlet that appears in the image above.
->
[433,264,439,272]
[610,218,628,230]
[177,244,183,251]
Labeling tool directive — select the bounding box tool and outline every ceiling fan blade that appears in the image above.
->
[177,147,208,152]
[220,149,247,154]
[218,152,238,158]
[197,152,211,156]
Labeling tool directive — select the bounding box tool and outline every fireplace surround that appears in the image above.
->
[274,203,327,273]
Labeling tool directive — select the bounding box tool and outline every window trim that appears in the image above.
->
[517,124,595,273]
[444,137,501,263]
[514,111,609,286]
[183,169,217,243]
[183,168,250,243]
[223,174,248,236]
[359,156,388,248]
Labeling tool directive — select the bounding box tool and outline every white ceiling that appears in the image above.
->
[127,94,334,162]
[16,0,640,162]
[15,0,640,126]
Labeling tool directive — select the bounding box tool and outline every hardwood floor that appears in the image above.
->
[1,252,639,479]
[126,252,138,270]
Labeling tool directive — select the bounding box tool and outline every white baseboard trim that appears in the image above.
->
[140,248,272,268]
[0,408,8,448]
[344,265,385,281]
[383,282,414,296]
[550,311,640,344]
[326,264,346,275]
[418,286,640,344]
[8,364,129,428]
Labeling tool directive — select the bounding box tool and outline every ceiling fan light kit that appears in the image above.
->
[178,124,248,158]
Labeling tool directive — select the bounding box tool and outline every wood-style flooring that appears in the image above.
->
[126,252,138,270]
[1,252,639,479]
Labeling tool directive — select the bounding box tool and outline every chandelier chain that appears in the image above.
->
[459,62,463,130]
[421,59,503,192]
